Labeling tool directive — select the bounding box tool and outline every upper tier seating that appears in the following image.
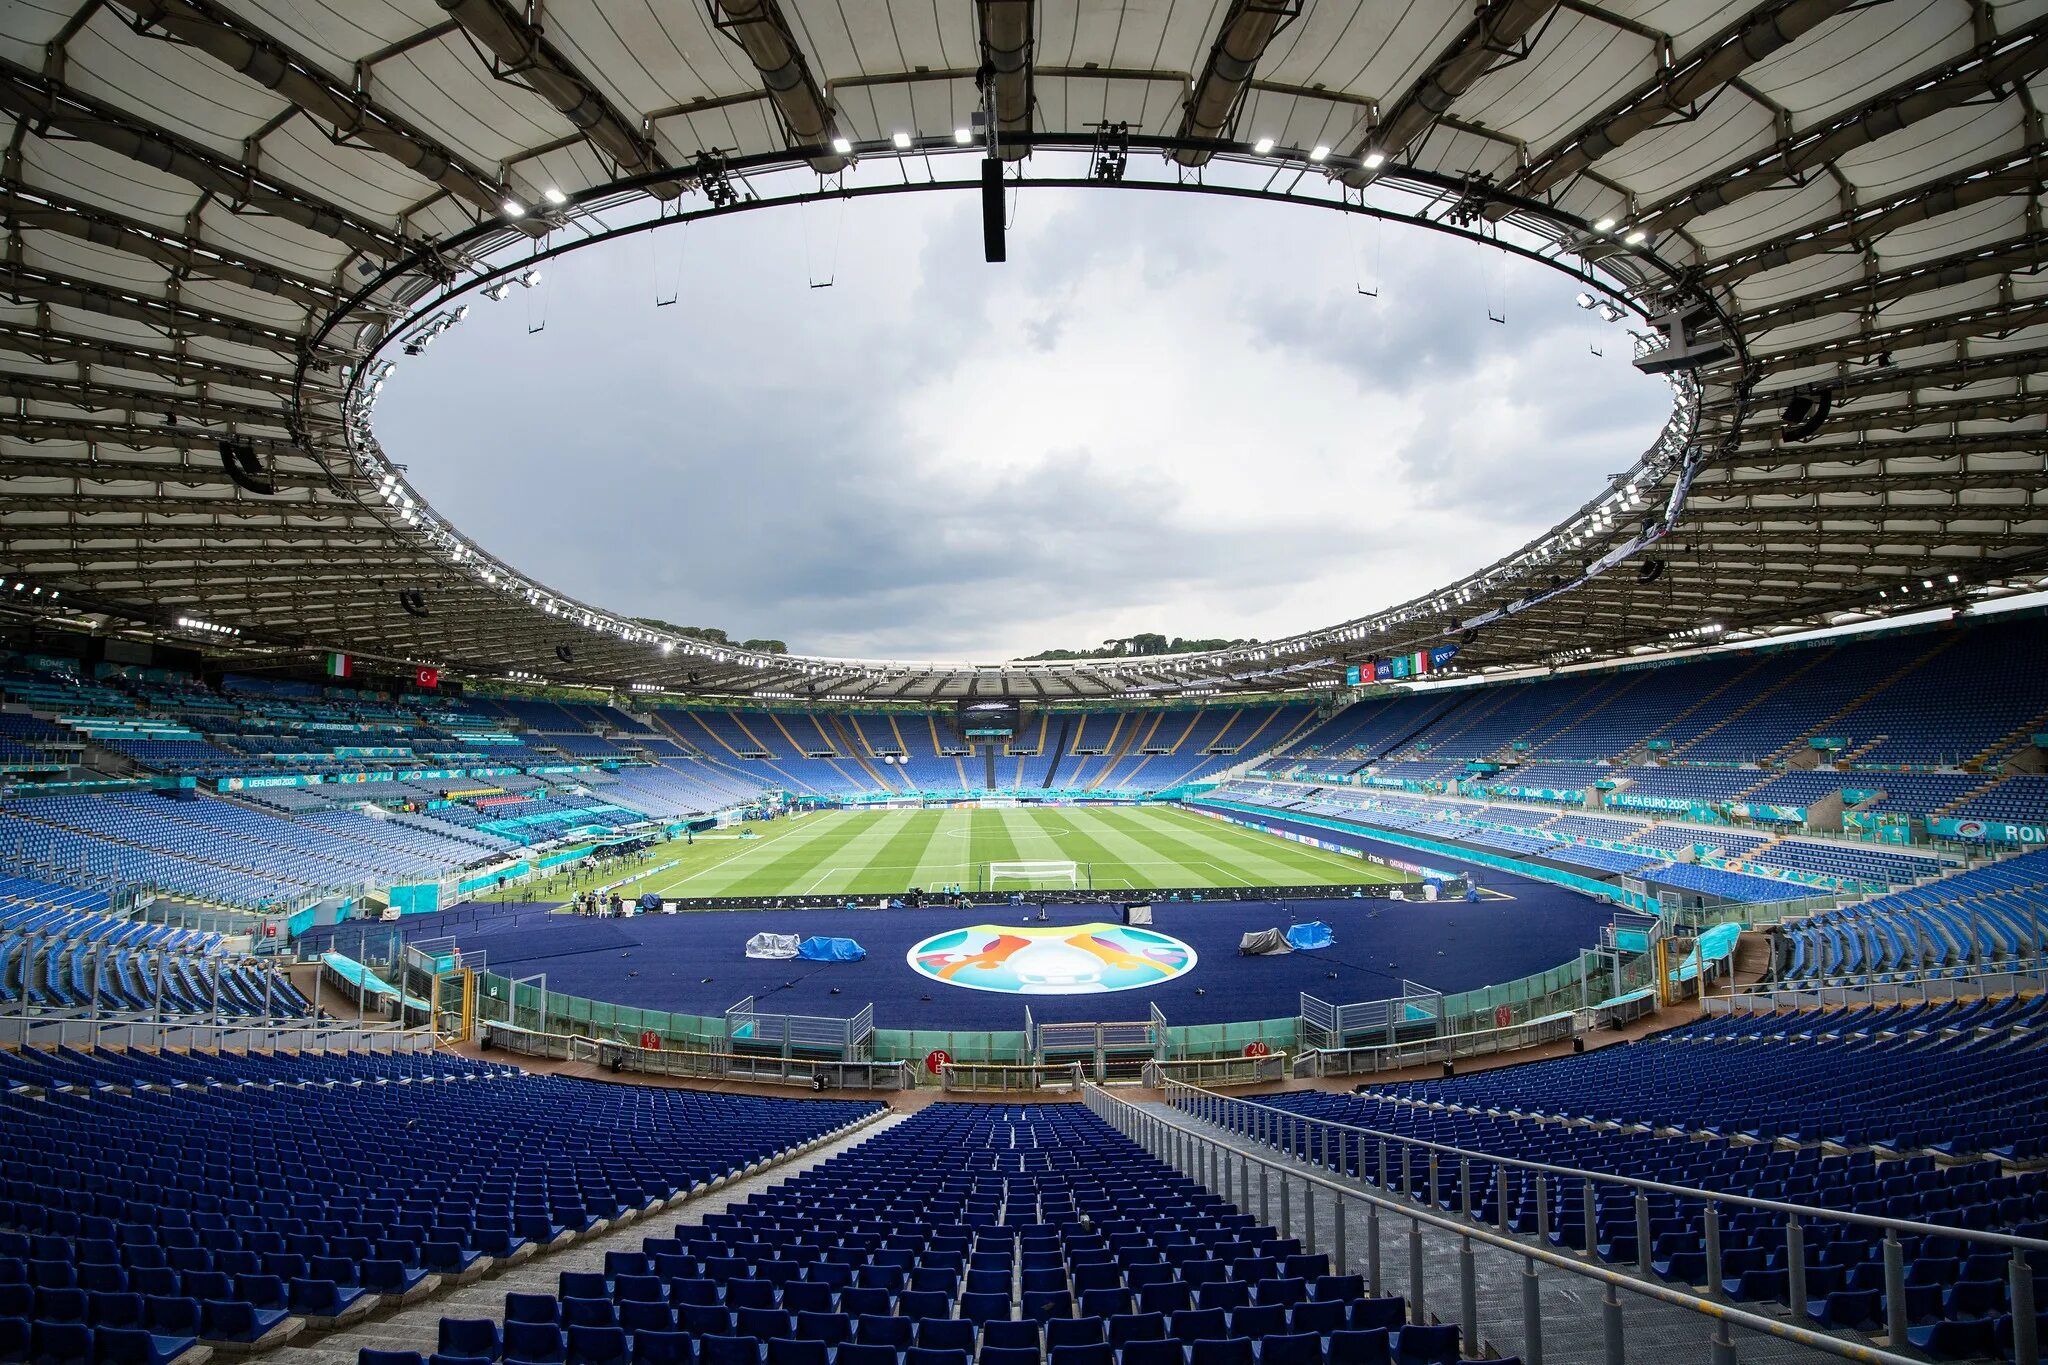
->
[0,1046,877,1352]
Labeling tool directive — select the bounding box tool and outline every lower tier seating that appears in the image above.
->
[0,1046,878,1356]
[388,1104,1502,1365]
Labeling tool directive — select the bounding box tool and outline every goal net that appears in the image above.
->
[984,860,1085,890]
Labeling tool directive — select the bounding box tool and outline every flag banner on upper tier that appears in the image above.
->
[1371,644,1460,681]
[325,652,351,678]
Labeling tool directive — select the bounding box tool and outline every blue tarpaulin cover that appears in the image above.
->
[1285,921,1335,951]
[797,936,867,962]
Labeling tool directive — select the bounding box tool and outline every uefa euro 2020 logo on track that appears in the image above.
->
[907,922,1198,995]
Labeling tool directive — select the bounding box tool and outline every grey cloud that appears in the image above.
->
[379,184,1672,659]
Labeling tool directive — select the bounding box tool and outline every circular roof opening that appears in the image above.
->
[378,186,1673,660]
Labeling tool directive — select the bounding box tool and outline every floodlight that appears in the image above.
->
[1362,150,1386,169]
[830,136,852,155]
[1253,137,1275,154]
[892,131,912,149]
[955,128,973,144]
[1575,292,1596,309]
[1593,217,1615,232]
[1309,145,1330,162]
[482,281,510,301]
[1624,229,1647,245]
[542,186,567,205]
[502,199,525,217]
[518,268,541,289]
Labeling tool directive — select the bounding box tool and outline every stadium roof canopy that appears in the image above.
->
[2,0,2045,700]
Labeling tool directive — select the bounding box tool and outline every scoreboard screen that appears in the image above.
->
[956,698,1021,740]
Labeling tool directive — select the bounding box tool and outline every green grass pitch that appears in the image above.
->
[489,805,1420,901]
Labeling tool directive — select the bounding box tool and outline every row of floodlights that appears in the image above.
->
[821,129,1389,170]
[0,577,57,601]
[177,616,240,637]
[501,187,569,219]
[1879,575,1962,600]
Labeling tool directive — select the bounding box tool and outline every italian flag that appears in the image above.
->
[324,652,352,679]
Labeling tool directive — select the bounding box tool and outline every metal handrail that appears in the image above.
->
[1088,1085,1961,1365]
[1307,1013,1575,1075]
[1163,1077,2048,1254]
[495,1025,916,1089]
[940,1061,1087,1092]
[1733,958,2048,1004]
[0,1013,432,1052]
[1165,1075,2043,1360]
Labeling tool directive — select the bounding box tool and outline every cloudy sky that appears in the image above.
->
[378,176,1672,661]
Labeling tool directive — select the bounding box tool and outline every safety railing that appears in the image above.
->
[530,1029,916,1090]
[1153,1079,2043,1365]
[1305,1013,1575,1077]
[0,1012,428,1053]
[1142,1052,1289,1088]
[1724,959,2048,1011]
[939,1061,1087,1093]
[1094,1085,2003,1365]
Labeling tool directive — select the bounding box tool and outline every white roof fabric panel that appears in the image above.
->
[0,0,2040,694]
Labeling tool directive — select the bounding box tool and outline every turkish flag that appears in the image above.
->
[415,666,440,689]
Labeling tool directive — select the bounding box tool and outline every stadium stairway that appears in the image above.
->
[1762,634,1964,768]
[264,1113,911,1365]
[825,718,897,794]
[1972,707,2048,771]
[1041,719,1072,790]
[1509,668,1654,760]
[1612,654,1776,765]
[1666,647,1839,762]
[1086,722,1141,793]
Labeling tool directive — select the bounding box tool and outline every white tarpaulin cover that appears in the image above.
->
[745,933,801,960]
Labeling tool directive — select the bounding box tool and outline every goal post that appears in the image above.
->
[982,860,1088,891]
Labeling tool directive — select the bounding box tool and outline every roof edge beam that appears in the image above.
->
[0,263,349,361]
[1742,232,2048,331]
[1512,0,1856,198]
[1704,146,2048,287]
[1,186,338,310]
[432,0,685,197]
[712,0,850,172]
[1171,0,1295,167]
[1339,0,1563,183]
[0,58,405,261]
[0,321,326,395]
[1641,21,2048,238]
[108,0,524,226]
